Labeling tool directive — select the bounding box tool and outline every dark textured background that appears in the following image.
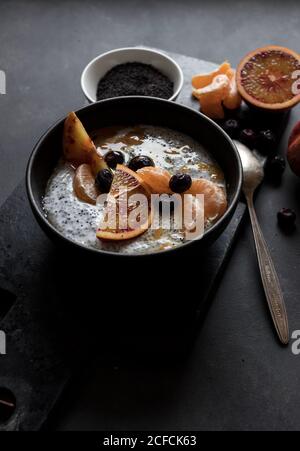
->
[0,0,300,431]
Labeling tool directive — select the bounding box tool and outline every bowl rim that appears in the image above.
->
[80,46,184,103]
[26,96,242,258]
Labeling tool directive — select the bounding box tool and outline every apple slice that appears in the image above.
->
[63,111,94,164]
[63,112,107,173]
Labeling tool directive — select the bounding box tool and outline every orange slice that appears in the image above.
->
[73,164,99,205]
[236,45,300,111]
[186,178,227,221]
[137,166,172,194]
[192,61,231,89]
[96,164,152,240]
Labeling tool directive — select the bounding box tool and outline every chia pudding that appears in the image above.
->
[43,125,227,255]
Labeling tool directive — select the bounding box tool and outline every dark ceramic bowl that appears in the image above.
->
[26,96,242,258]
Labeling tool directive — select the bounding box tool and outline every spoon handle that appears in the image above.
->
[246,194,289,345]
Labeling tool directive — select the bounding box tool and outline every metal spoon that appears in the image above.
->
[234,140,289,345]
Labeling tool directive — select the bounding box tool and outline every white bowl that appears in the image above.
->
[81,47,184,103]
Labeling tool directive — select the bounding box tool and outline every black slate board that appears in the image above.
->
[0,51,286,431]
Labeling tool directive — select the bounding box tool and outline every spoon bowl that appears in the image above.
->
[233,141,264,194]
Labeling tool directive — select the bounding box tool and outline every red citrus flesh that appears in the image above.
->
[96,165,152,240]
[237,46,300,111]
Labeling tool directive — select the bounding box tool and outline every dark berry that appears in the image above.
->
[239,128,257,149]
[95,169,113,192]
[222,119,240,138]
[277,208,296,231]
[265,156,286,180]
[169,173,192,193]
[258,129,276,154]
[104,150,124,169]
[128,155,155,172]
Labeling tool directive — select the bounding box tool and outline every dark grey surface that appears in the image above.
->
[0,0,300,432]
[0,55,246,431]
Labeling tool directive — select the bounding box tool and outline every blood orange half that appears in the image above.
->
[96,164,152,241]
[237,45,300,111]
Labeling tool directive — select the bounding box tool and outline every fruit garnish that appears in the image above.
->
[137,166,171,194]
[239,128,257,149]
[287,121,300,177]
[63,111,107,173]
[169,173,192,193]
[222,119,240,138]
[265,156,286,181]
[192,61,231,89]
[182,194,204,239]
[186,178,227,222]
[193,74,230,119]
[223,68,242,110]
[104,150,125,169]
[95,169,113,193]
[96,165,152,241]
[192,63,241,119]
[63,112,95,165]
[73,164,99,205]
[128,155,155,172]
[88,147,108,175]
[277,208,296,231]
[236,45,300,111]
[108,164,148,197]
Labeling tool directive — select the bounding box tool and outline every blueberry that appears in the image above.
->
[128,155,155,172]
[169,173,192,193]
[239,128,257,149]
[265,156,286,181]
[104,150,124,169]
[277,208,296,231]
[222,119,240,138]
[95,169,113,192]
[258,129,276,154]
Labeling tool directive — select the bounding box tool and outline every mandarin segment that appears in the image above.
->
[73,164,99,205]
[192,74,230,100]
[137,166,172,194]
[199,98,225,119]
[223,69,242,110]
[192,61,231,89]
[193,74,230,119]
[186,178,227,221]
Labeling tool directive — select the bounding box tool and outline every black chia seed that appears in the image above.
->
[96,62,174,101]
